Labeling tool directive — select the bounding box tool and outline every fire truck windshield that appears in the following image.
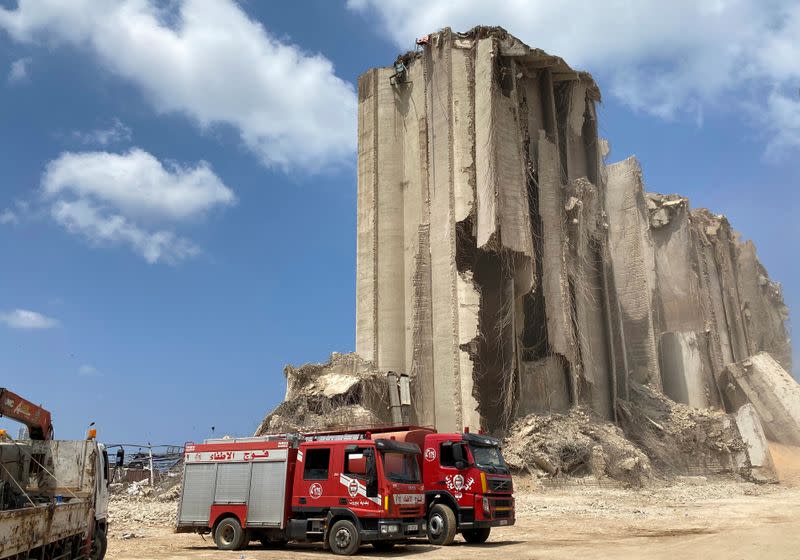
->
[469,444,509,474]
[380,451,421,483]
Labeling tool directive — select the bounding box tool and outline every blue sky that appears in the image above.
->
[0,1,797,445]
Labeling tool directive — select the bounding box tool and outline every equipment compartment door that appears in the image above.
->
[214,463,251,503]
[178,463,217,524]
[247,460,288,527]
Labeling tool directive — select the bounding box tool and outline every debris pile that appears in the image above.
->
[108,477,181,538]
[503,408,652,486]
[256,352,391,434]
[618,383,776,483]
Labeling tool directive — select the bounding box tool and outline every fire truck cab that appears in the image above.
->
[375,427,516,546]
[176,433,427,555]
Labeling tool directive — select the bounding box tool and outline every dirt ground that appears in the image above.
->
[106,478,800,559]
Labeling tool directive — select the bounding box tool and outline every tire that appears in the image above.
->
[427,504,457,546]
[462,527,491,544]
[328,519,361,556]
[372,541,395,551]
[90,526,108,560]
[214,517,246,550]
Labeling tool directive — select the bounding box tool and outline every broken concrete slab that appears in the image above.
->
[734,403,777,483]
[718,352,800,446]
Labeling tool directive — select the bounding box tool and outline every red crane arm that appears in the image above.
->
[0,387,53,440]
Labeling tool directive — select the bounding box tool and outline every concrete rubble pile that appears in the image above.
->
[260,27,796,482]
[503,408,653,486]
[107,477,183,538]
[618,384,776,483]
[257,352,392,433]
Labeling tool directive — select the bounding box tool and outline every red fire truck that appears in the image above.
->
[175,432,427,555]
[374,426,515,546]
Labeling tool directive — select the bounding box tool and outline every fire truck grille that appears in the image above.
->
[490,497,513,519]
[488,477,512,492]
[399,505,423,516]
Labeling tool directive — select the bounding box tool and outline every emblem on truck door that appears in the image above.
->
[445,474,474,499]
[348,479,359,498]
[309,483,323,499]
[424,447,437,462]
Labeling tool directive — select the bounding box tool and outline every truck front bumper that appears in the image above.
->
[459,517,515,529]
[363,518,428,541]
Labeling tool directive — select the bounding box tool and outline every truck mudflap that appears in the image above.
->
[361,518,428,541]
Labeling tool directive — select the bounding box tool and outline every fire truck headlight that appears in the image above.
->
[482,497,490,516]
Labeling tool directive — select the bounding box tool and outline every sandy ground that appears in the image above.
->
[106,473,800,560]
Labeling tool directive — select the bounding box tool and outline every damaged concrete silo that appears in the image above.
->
[355,27,619,434]
[352,26,792,435]
[260,28,793,481]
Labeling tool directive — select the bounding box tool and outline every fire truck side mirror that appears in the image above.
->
[452,442,466,464]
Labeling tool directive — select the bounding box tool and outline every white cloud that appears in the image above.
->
[42,149,233,264]
[78,364,101,376]
[0,308,58,329]
[348,0,800,157]
[7,56,30,83]
[43,149,235,221]
[762,91,800,160]
[51,198,200,264]
[0,209,18,225]
[72,118,132,147]
[0,0,356,171]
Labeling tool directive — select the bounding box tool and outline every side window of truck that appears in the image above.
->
[440,443,455,468]
[303,448,331,480]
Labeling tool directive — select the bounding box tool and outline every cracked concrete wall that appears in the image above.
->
[605,157,661,389]
[356,27,615,432]
[354,26,792,434]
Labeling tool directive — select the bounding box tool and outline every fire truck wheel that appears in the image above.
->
[328,519,361,556]
[462,527,491,544]
[427,504,457,546]
[214,517,246,550]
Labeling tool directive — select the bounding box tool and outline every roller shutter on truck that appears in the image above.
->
[178,463,216,525]
[247,461,287,526]
[177,448,289,528]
